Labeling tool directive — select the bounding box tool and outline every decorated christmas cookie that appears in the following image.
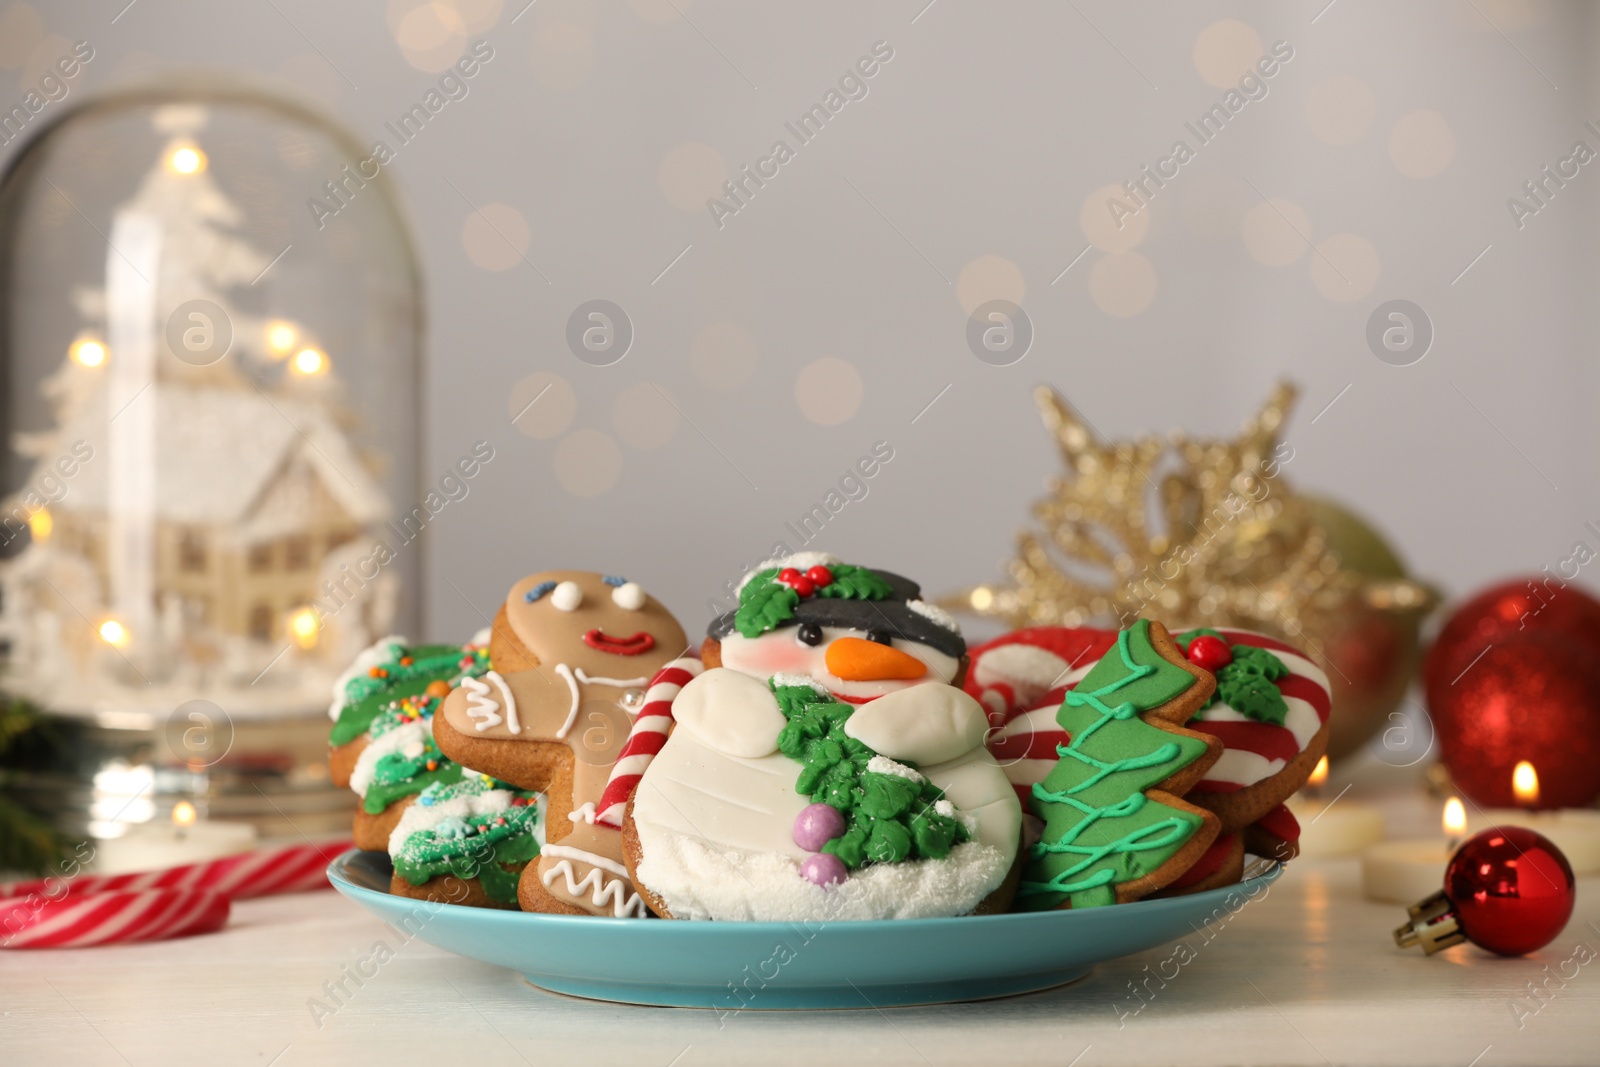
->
[1152,831,1245,898]
[965,626,1118,806]
[432,571,688,917]
[971,624,1327,866]
[388,773,544,909]
[327,635,491,850]
[1018,619,1223,910]
[1173,628,1332,833]
[619,554,1022,921]
[1242,803,1301,863]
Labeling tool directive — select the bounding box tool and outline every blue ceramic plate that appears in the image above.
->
[328,849,1282,1009]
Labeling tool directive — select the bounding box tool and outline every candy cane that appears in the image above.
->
[0,840,350,903]
[2,887,230,949]
[0,839,350,950]
[594,658,702,827]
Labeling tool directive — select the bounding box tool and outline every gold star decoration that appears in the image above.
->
[940,383,1436,658]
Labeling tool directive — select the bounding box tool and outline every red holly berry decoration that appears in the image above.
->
[806,565,834,588]
[1395,826,1575,957]
[778,567,817,597]
[1185,634,1233,672]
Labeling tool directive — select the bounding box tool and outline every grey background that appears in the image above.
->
[3,0,1595,644]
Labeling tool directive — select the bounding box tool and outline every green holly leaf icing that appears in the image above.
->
[815,563,895,602]
[1019,619,1212,911]
[772,678,967,869]
[1178,628,1291,727]
[859,771,922,819]
[866,817,913,864]
[733,562,894,637]
[735,570,800,638]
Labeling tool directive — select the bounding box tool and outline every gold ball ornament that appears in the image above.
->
[943,385,1437,759]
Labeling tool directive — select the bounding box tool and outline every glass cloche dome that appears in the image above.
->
[0,82,422,846]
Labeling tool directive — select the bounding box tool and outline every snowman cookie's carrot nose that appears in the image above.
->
[825,636,927,681]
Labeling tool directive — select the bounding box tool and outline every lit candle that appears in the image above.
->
[1360,798,1466,904]
[88,803,257,876]
[1463,762,1600,875]
[1287,755,1386,858]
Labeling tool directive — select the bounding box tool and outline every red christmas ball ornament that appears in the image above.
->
[805,565,834,588]
[1424,577,1600,708]
[1395,827,1575,957]
[1429,630,1600,808]
[778,567,802,584]
[1185,635,1233,672]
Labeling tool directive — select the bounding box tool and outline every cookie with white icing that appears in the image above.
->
[388,773,544,909]
[1172,628,1332,834]
[327,635,491,850]
[618,554,1023,921]
[432,570,688,917]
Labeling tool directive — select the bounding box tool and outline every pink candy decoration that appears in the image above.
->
[792,803,847,853]
[800,853,847,888]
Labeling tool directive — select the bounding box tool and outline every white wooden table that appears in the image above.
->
[8,785,1597,1067]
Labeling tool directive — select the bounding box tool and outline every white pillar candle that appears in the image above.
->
[88,804,257,876]
[1361,839,1453,904]
[1462,808,1600,875]
[1288,796,1386,859]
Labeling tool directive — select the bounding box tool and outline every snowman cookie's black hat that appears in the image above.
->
[707,553,965,659]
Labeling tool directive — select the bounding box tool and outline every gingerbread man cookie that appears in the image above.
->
[619,553,1022,921]
[432,571,687,917]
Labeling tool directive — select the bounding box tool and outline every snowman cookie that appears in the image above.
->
[432,571,688,917]
[619,554,1023,921]
[388,773,544,909]
[327,636,491,850]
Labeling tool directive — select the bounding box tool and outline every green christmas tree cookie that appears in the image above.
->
[1018,619,1223,910]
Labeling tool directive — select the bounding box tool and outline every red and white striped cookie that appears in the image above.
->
[964,628,1117,807]
[595,658,703,827]
[1183,628,1332,832]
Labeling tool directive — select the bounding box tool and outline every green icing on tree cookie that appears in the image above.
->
[391,780,541,905]
[1019,620,1213,911]
[330,642,489,746]
[1177,628,1291,727]
[364,754,464,814]
[771,677,967,868]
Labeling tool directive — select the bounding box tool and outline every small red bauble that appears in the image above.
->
[806,565,834,587]
[778,567,802,584]
[1430,630,1600,808]
[1185,635,1233,672]
[1447,827,1576,956]
[790,576,816,597]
